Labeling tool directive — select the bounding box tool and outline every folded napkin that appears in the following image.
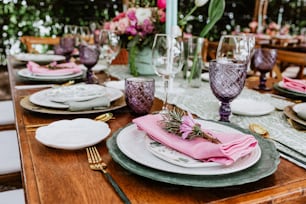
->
[64,97,110,111]
[282,76,306,93]
[133,114,258,166]
[27,61,82,75]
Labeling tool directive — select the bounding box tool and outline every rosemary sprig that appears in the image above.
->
[161,109,221,144]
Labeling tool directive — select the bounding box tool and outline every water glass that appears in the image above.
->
[125,78,155,115]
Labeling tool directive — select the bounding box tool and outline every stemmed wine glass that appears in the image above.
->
[97,30,121,82]
[79,43,100,84]
[252,48,278,90]
[54,36,75,62]
[152,33,184,113]
[209,60,247,122]
[216,35,251,64]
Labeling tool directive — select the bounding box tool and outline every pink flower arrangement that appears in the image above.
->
[103,2,166,46]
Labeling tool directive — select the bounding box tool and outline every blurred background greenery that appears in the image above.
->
[1,0,306,67]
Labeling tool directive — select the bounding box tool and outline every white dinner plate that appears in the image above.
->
[33,70,76,77]
[292,103,306,121]
[18,68,83,81]
[145,136,221,168]
[278,81,306,95]
[116,120,261,175]
[14,53,65,63]
[104,80,125,91]
[231,98,274,116]
[29,84,123,109]
[35,118,110,150]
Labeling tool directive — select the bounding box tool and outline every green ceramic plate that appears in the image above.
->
[106,122,280,187]
[273,82,306,101]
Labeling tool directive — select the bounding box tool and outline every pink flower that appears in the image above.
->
[180,112,196,139]
[113,12,126,22]
[158,9,166,23]
[141,19,154,35]
[157,0,166,9]
[117,18,130,34]
[126,26,137,36]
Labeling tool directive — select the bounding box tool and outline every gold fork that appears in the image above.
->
[86,146,131,204]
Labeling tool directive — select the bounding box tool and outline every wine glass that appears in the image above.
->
[152,33,184,113]
[216,35,251,64]
[252,48,278,91]
[79,43,100,84]
[209,60,247,122]
[54,36,75,62]
[97,30,121,82]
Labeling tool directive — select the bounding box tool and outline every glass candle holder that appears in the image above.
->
[125,78,155,115]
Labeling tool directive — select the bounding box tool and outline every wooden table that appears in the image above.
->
[7,56,306,204]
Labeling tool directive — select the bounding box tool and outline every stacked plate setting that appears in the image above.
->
[20,84,125,115]
[107,119,280,187]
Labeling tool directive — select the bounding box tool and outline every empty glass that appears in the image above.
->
[152,34,184,113]
[216,35,251,64]
[79,43,100,84]
[97,30,121,82]
[54,36,75,62]
[125,78,155,115]
[209,60,247,122]
[252,48,278,91]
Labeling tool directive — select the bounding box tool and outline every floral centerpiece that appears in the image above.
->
[103,0,166,76]
[103,0,225,76]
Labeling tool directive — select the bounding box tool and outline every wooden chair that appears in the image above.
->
[206,41,219,61]
[273,49,306,80]
[20,36,60,53]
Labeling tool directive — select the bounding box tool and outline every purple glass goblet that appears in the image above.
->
[252,48,277,91]
[60,36,75,62]
[79,44,100,84]
[209,60,247,122]
[125,78,155,116]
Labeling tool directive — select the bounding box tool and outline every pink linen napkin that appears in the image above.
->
[282,76,306,93]
[27,61,82,75]
[133,114,258,166]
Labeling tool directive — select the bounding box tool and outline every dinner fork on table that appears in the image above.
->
[86,146,131,204]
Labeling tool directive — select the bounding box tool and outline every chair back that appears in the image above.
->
[20,36,60,53]
[274,49,306,79]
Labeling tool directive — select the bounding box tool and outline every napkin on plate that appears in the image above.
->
[133,114,258,166]
[27,61,82,75]
[282,76,306,93]
[64,97,110,111]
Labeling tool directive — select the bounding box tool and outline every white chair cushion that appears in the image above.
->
[0,100,15,125]
[0,189,25,204]
[0,130,21,174]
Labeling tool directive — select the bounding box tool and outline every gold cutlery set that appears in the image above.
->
[26,112,130,202]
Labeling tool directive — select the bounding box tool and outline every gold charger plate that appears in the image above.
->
[20,95,126,115]
[283,105,306,127]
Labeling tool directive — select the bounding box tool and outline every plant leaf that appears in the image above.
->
[199,0,225,37]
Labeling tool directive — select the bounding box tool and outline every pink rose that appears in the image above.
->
[117,18,129,34]
[157,0,166,9]
[158,9,166,23]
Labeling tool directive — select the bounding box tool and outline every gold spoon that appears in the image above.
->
[249,123,270,138]
[249,123,306,158]
[94,112,114,122]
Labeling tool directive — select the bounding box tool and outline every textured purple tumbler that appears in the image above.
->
[125,78,155,115]
[209,60,247,122]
